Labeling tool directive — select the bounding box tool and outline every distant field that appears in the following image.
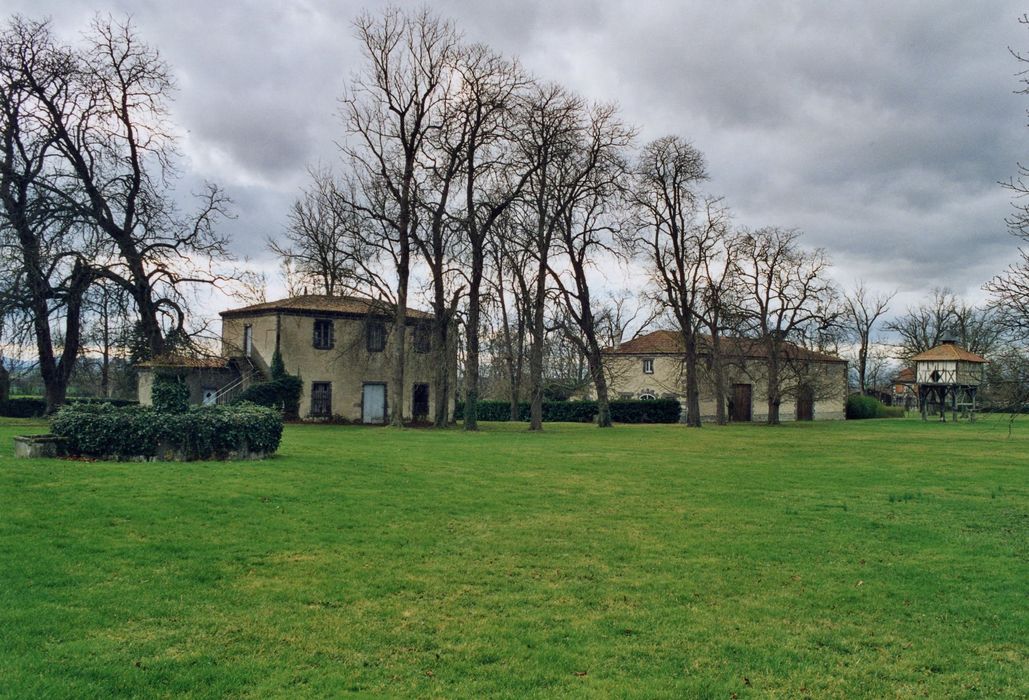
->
[0,417,1025,698]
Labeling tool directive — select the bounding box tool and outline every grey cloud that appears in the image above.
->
[6,0,1026,305]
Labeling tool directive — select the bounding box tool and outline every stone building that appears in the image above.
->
[601,329,848,422]
[138,294,455,424]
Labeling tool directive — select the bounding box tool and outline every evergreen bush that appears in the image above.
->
[151,373,190,413]
[51,402,283,459]
[846,394,903,419]
[454,398,681,424]
[235,376,303,420]
[0,396,138,418]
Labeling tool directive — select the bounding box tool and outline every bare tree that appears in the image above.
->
[515,83,585,431]
[337,7,461,426]
[549,103,634,427]
[886,288,959,358]
[0,17,99,412]
[989,14,1029,338]
[843,282,895,395]
[735,227,837,425]
[886,288,1002,358]
[457,45,534,431]
[694,201,740,425]
[630,136,709,426]
[270,166,357,296]
[27,16,235,359]
[486,211,532,420]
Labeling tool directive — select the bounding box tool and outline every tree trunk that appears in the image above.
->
[683,330,702,427]
[710,333,727,425]
[588,348,612,427]
[391,246,409,427]
[528,259,547,431]
[766,344,782,425]
[432,321,449,428]
[463,253,484,431]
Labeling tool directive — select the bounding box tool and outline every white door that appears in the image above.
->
[362,384,386,424]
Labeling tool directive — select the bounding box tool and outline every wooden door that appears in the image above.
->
[731,383,752,422]
[362,383,387,424]
[796,386,814,421]
[412,384,429,422]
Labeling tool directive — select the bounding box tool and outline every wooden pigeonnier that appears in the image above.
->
[912,339,986,421]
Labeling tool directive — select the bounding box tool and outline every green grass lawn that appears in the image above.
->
[0,417,1026,698]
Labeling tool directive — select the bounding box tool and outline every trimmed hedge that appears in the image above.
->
[609,399,682,424]
[51,402,283,460]
[455,398,682,424]
[846,394,904,419]
[0,397,47,418]
[0,396,137,418]
[235,376,303,420]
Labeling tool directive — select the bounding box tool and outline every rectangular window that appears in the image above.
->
[313,319,334,349]
[311,382,332,417]
[413,323,431,354]
[643,358,654,374]
[366,321,386,352]
[243,324,253,358]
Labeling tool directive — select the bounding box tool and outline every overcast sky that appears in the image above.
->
[5,0,1028,319]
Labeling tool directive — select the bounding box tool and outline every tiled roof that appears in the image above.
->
[605,329,846,363]
[137,354,231,369]
[220,294,433,320]
[894,367,916,383]
[911,342,986,363]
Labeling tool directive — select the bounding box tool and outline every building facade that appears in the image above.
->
[602,330,848,422]
[139,295,455,424]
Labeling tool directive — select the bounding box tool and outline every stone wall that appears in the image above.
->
[602,352,848,422]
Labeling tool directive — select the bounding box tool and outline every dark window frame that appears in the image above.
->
[313,318,334,350]
[310,381,332,417]
[366,321,386,352]
[413,323,431,354]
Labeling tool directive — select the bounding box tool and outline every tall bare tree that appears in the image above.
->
[735,227,837,425]
[549,104,634,427]
[988,15,1029,339]
[0,17,96,412]
[29,16,234,359]
[457,45,534,431]
[337,7,461,426]
[886,288,1003,359]
[486,211,532,420]
[515,83,585,431]
[843,282,894,395]
[270,166,357,296]
[630,136,709,426]
[694,200,740,425]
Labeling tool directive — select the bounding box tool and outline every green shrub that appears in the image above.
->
[0,396,138,419]
[235,376,303,420]
[878,405,906,418]
[846,394,903,419]
[455,398,681,424]
[610,398,682,423]
[152,373,190,413]
[0,397,47,417]
[51,402,283,460]
[270,349,287,380]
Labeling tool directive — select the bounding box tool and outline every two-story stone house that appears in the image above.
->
[139,294,453,424]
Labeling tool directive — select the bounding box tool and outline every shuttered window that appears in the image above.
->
[367,321,386,352]
[313,319,334,349]
[414,323,431,353]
